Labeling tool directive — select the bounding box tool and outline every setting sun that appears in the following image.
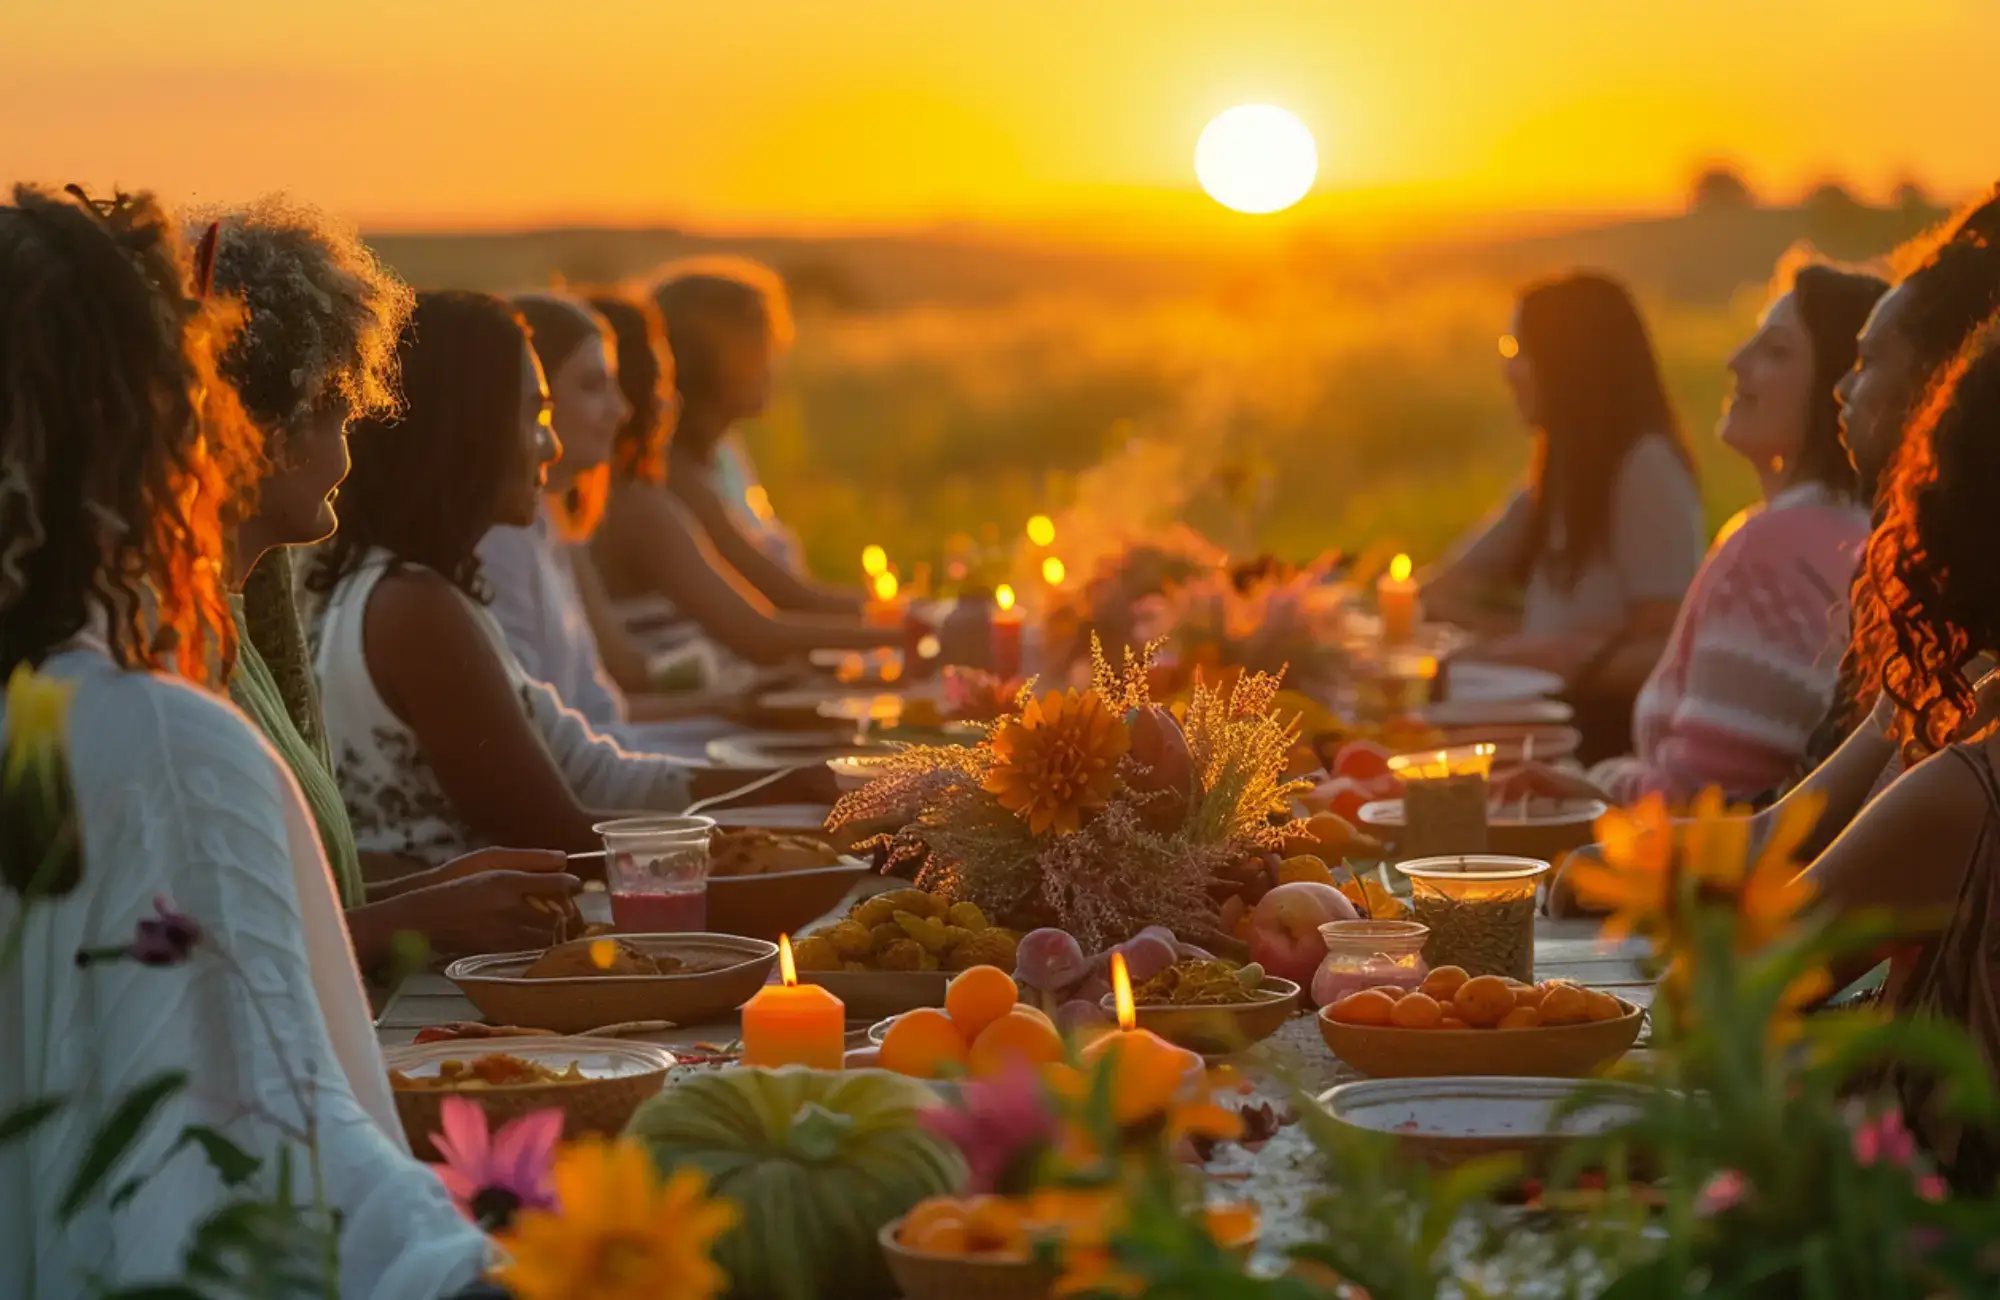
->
[1194,104,1318,215]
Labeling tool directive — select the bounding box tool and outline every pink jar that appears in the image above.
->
[1312,919,1431,1007]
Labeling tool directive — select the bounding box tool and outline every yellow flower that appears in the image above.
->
[1571,792,1675,942]
[494,1137,739,1300]
[2,662,75,792]
[982,689,1131,835]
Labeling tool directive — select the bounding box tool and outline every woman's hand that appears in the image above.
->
[426,846,570,886]
[392,869,583,958]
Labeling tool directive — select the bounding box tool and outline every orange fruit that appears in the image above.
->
[1011,1002,1055,1028]
[1539,985,1589,1026]
[1513,984,1548,1009]
[1388,991,1444,1029]
[1419,965,1470,1000]
[880,1007,969,1078]
[1438,1016,1469,1030]
[1277,855,1336,886]
[1203,1203,1260,1249]
[1327,989,1396,1026]
[901,1198,971,1253]
[962,1195,1030,1257]
[1583,990,1626,1022]
[1497,1006,1542,1029]
[968,1007,1064,1077]
[1369,984,1411,1001]
[1453,975,1517,1027]
[945,965,1019,1041]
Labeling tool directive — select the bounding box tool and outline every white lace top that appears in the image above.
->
[311,550,693,864]
[0,648,486,1298]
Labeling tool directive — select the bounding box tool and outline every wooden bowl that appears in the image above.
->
[706,862,874,941]
[800,969,951,1020]
[445,934,777,1034]
[385,1036,675,1159]
[1317,1075,1656,1173]
[878,1219,1058,1300]
[1316,996,1643,1079]
[1358,797,1607,863]
[1096,978,1301,1055]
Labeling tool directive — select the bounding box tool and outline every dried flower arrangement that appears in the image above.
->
[828,642,1310,951]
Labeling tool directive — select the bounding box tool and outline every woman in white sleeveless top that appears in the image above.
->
[304,292,693,864]
[0,188,484,1298]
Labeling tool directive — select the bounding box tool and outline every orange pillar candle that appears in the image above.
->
[1377,554,1421,645]
[741,935,847,1069]
[1081,953,1204,1125]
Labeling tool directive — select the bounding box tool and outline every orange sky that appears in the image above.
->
[4,0,1995,232]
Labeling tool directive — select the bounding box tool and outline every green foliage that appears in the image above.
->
[59,1070,190,1222]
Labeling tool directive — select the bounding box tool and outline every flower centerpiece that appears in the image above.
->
[1136,554,1351,704]
[829,643,1308,951]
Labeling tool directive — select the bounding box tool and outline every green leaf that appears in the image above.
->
[0,1095,63,1145]
[58,1070,188,1222]
[180,1125,261,1187]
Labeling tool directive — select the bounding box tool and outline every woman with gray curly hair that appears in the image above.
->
[209,198,581,971]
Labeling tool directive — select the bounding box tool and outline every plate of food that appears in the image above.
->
[704,828,874,941]
[1441,663,1566,705]
[1316,1075,1656,1172]
[444,934,778,1033]
[791,887,1020,1019]
[1317,972,1643,1079]
[385,1036,676,1158]
[1101,960,1300,1055]
[707,730,885,772]
[1357,796,1607,862]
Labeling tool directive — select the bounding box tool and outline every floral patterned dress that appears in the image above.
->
[309,550,693,864]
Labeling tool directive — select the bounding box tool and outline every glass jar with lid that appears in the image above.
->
[1312,919,1430,1008]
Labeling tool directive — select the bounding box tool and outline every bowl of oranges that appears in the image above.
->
[874,965,1066,1080]
[1317,965,1644,1079]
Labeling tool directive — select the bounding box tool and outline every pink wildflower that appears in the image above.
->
[918,1062,1056,1194]
[1694,1169,1749,1217]
[429,1096,563,1230]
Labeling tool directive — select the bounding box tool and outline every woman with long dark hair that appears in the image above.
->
[1427,273,1704,755]
[0,187,484,1296]
[306,291,696,862]
[1583,255,1884,803]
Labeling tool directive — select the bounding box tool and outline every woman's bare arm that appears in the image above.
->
[596,484,892,664]
[670,468,860,616]
[363,566,606,853]
[569,542,654,695]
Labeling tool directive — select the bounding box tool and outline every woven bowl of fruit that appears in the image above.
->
[1097,959,1300,1056]
[878,1213,1059,1300]
[1316,967,1643,1079]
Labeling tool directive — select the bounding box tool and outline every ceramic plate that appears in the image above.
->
[1442,663,1565,704]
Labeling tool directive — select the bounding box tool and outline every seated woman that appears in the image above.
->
[0,187,484,1296]
[210,199,580,964]
[305,290,697,862]
[590,265,894,665]
[1793,320,2000,1187]
[1585,256,1884,804]
[1424,273,1706,760]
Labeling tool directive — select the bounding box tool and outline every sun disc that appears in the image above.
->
[1195,104,1318,215]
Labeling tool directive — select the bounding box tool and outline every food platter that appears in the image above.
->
[445,934,778,1033]
[384,1035,676,1158]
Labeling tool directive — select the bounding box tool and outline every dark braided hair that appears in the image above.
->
[305,290,531,603]
[586,293,675,486]
[1853,318,2000,755]
[0,185,261,685]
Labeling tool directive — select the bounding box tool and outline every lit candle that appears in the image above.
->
[1082,952,1203,1126]
[1386,744,1496,860]
[864,571,905,628]
[1026,514,1056,548]
[1041,555,1066,587]
[991,583,1023,678]
[1377,554,1421,645]
[862,545,889,579]
[741,935,847,1069]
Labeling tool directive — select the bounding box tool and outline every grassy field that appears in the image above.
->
[371,198,1943,585]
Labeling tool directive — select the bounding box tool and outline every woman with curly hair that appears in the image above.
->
[1797,316,2000,1189]
[589,262,894,665]
[305,290,707,862]
[210,199,582,963]
[0,187,484,1296]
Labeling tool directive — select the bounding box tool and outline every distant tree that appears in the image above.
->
[1893,177,1933,214]
[1804,180,1865,217]
[1689,165,1756,213]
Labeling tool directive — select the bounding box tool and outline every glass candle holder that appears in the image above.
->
[1312,919,1431,1007]
[1394,855,1550,982]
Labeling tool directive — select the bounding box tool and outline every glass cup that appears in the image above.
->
[1312,919,1431,1008]
[595,814,716,933]
[1394,855,1550,982]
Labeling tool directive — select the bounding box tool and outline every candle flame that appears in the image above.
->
[995,583,1017,612]
[917,634,941,660]
[1042,556,1066,585]
[778,933,798,986]
[1111,950,1136,1030]
[862,545,888,578]
[1026,514,1056,547]
[872,571,900,601]
[1389,553,1412,583]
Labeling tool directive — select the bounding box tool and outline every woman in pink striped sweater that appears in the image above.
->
[1589,254,1887,804]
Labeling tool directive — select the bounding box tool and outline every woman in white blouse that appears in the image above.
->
[0,190,485,1296]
